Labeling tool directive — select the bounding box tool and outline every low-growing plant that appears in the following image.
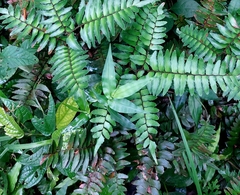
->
[0,0,240,194]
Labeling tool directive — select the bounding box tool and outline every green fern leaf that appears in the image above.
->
[36,0,73,36]
[208,14,240,58]
[0,107,24,139]
[147,50,240,100]
[50,46,89,96]
[102,44,116,99]
[91,103,116,155]
[0,5,57,52]
[78,0,155,48]
[115,3,166,70]
[12,66,50,108]
[177,25,218,62]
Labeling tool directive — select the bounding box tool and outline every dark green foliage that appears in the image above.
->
[1,0,240,194]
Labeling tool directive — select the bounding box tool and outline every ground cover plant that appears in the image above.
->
[0,0,240,194]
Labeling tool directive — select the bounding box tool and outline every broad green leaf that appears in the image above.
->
[0,45,38,68]
[56,97,78,130]
[108,99,144,114]
[32,95,55,136]
[171,0,200,18]
[188,94,202,125]
[18,146,49,166]
[112,78,150,99]
[7,162,22,192]
[102,44,116,98]
[15,106,33,123]
[19,166,45,189]
[0,107,24,139]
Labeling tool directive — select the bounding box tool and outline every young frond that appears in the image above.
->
[50,45,89,97]
[147,50,240,100]
[177,25,218,62]
[78,0,154,48]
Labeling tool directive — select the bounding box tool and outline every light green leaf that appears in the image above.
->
[0,107,24,139]
[56,97,78,129]
[102,44,116,98]
[112,78,150,99]
[7,162,22,193]
[108,99,144,114]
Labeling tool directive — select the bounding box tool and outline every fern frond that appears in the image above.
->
[195,0,226,30]
[0,5,57,53]
[133,156,161,195]
[147,50,240,100]
[223,115,240,157]
[90,103,116,155]
[114,3,166,70]
[224,177,240,195]
[177,25,218,62]
[52,129,93,175]
[12,65,50,108]
[50,45,89,96]
[119,73,160,163]
[36,0,73,37]
[78,0,154,48]
[208,14,240,58]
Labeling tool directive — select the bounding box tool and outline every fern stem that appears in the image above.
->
[169,98,202,195]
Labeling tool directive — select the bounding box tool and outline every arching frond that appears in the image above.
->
[177,25,218,62]
[0,5,57,53]
[36,0,73,37]
[147,50,240,100]
[78,0,155,48]
[50,45,89,96]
